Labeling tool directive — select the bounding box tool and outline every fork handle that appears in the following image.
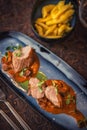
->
[5,101,31,130]
[0,109,20,130]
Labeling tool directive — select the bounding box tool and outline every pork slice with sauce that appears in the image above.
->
[28,77,45,99]
[45,85,62,108]
[12,46,34,73]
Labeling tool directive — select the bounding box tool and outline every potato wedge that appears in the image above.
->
[34,0,75,39]
[42,4,55,18]
[35,24,43,36]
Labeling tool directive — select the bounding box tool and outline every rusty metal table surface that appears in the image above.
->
[0,0,87,130]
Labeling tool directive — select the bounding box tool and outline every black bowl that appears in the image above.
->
[31,0,77,42]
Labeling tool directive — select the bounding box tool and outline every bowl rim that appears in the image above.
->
[31,0,78,42]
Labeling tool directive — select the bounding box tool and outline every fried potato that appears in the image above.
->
[51,2,73,19]
[58,24,72,36]
[46,9,74,25]
[45,25,57,36]
[35,24,43,36]
[54,28,58,36]
[35,22,48,30]
[51,0,65,15]
[42,4,55,18]
[34,0,75,39]
[35,15,52,23]
[57,0,65,9]
[45,35,62,39]
[58,9,74,23]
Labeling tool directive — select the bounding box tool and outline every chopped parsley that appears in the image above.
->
[66,98,71,105]
[19,80,29,91]
[66,94,75,105]
[37,81,44,93]
[36,71,47,81]
[19,70,24,76]
[6,45,22,51]
[19,68,27,76]
[5,51,8,57]
[14,50,22,57]
[6,46,12,50]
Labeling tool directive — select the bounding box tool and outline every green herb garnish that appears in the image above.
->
[19,80,29,91]
[55,87,58,95]
[6,45,22,51]
[36,72,48,93]
[67,94,71,98]
[66,94,71,105]
[66,98,71,105]
[14,50,22,57]
[36,71,48,81]
[5,51,8,60]
[66,94,75,105]
[72,96,75,103]
[5,51,8,56]
[38,87,43,93]
[19,71,24,76]
[6,46,12,50]
[16,45,22,50]
[37,81,44,93]
[38,81,44,87]
[19,68,27,76]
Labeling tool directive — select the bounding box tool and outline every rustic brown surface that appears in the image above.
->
[0,0,87,130]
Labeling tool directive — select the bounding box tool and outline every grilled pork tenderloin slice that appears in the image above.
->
[45,85,62,108]
[12,46,34,73]
[28,78,45,99]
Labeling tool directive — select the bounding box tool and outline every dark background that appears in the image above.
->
[0,0,87,130]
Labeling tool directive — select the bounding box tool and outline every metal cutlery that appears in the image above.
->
[0,109,20,130]
[0,88,32,130]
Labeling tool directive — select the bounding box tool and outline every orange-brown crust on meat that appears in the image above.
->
[1,48,40,83]
[38,79,76,114]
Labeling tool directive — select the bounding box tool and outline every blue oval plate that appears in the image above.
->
[0,31,87,130]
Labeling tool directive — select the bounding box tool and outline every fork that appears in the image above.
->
[0,88,32,130]
[0,109,20,130]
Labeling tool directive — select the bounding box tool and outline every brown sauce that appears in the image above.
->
[38,80,87,128]
[1,51,87,128]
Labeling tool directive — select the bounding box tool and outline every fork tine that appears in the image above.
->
[0,109,20,130]
[0,88,32,130]
[0,89,6,100]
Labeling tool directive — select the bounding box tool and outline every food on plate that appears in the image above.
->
[12,46,34,73]
[1,45,40,82]
[28,78,87,128]
[34,0,75,38]
[1,44,87,128]
[28,77,45,99]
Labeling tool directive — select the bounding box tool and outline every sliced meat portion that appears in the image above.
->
[45,85,62,108]
[28,78,45,99]
[12,46,34,73]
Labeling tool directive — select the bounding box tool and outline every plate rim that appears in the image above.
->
[0,31,87,130]
[0,31,87,95]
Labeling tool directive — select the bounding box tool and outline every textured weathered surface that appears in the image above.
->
[0,0,87,129]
